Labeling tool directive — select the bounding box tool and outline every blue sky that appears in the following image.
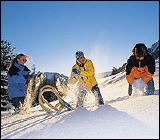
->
[1,1,159,76]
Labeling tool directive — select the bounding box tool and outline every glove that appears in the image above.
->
[72,69,80,75]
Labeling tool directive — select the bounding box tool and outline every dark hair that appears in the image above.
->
[8,53,30,77]
[132,43,148,56]
[10,53,26,68]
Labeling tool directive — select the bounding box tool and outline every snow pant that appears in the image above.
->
[76,84,104,107]
[10,96,25,109]
[76,89,87,108]
[91,85,104,105]
[145,78,155,95]
[126,66,153,85]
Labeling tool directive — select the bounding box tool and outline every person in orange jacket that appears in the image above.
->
[71,51,104,107]
[126,43,155,96]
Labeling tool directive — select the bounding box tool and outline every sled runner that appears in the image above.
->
[38,85,73,112]
[22,72,73,113]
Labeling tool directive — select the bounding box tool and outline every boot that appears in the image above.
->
[145,79,155,95]
[128,84,132,96]
[97,93,104,105]
[92,86,104,106]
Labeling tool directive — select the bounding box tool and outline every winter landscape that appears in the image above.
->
[1,58,159,139]
[1,1,159,139]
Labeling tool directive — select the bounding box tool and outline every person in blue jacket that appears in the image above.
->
[8,53,31,110]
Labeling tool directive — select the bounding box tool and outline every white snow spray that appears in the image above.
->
[20,56,36,114]
[88,44,110,74]
[132,79,146,96]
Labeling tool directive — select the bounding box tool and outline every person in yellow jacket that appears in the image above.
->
[71,51,104,108]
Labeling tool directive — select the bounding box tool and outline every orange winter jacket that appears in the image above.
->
[126,54,155,84]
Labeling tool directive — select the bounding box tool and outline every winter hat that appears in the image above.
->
[75,51,84,59]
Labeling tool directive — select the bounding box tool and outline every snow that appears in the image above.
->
[1,60,159,139]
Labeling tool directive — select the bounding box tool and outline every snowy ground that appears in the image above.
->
[1,61,159,139]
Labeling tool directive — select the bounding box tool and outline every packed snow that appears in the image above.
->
[1,60,159,139]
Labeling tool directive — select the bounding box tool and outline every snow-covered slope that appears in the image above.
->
[1,60,159,139]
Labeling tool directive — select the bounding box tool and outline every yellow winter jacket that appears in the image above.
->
[71,59,97,91]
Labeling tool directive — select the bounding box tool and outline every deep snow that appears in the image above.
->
[1,60,159,139]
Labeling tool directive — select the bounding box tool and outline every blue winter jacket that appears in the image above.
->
[8,63,30,98]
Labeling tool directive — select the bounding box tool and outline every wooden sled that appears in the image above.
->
[38,85,73,113]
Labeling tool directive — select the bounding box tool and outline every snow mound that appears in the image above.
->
[1,58,159,139]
